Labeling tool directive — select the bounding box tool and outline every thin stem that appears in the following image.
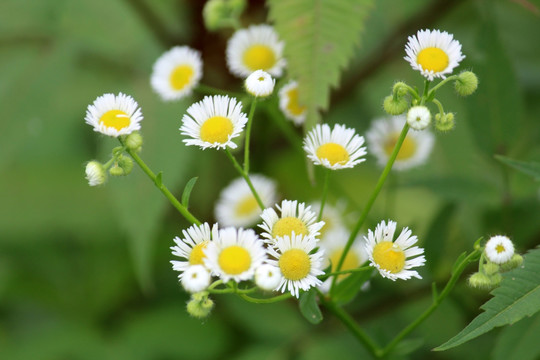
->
[244,98,258,173]
[238,293,292,304]
[319,294,381,357]
[396,83,421,101]
[432,98,445,115]
[427,75,458,96]
[332,123,410,292]
[317,169,331,222]
[224,148,265,210]
[121,139,201,225]
[380,248,481,356]
[319,266,372,280]
[262,102,304,153]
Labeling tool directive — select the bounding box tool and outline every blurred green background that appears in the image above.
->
[1,0,539,359]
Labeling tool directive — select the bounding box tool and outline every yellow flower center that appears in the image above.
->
[495,244,506,254]
[272,217,308,238]
[189,241,209,265]
[200,116,234,144]
[383,133,417,160]
[417,47,449,73]
[372,241,405,274]
[218,245,251,275]
[316,143,349,166]
[286,88,306,116]
[279,249,311,281]
[243,44,276,71]
[99,110,130,131]
[235,195,259,217]
[170,64,194,90]
[330,248,360,280]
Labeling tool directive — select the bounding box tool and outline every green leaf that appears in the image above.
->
[155,171,163,187]
[493,312,540,360]
[495,155,540,181]
[181,177,198,208]
[435,247,540,351]
[331,269,374,306]
[299,288,323,324]
[424,203,457,274]
[268,0,373,129]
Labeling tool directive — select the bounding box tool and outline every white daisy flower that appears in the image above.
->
[180,95,248,150]
[226,24,286,78]
[267,233,325,298]
[85,93,143,137]
[181,265,211,293]
[404,29,465,80]
[309,202,345,240]
[366,115,435,171]
[485,235,514,264]
[245,70,275,97]
[407,106,431,130]
[85,161,106,186]
[279,81,306,125]
[304,123,367,170]
[150,46,203,101]
[215,174,278,228]
[254,264,282,291]
[204,227,267,283]
[170,222,218,278]
[259,200,324,242]
[365,220,425,281]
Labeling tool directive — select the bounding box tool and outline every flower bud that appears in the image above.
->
[203,0,246,32]
[255,264,281,291]
[406,105,431,130]
[383,95,408,115]
[482,262,499,276]
[489,273,503,287]
[435,112,455,132]
[186,292,214,319]
[392,82,409,98]
[85,161,107,186]
[500,254,523,272]
[117,155,134,175]
[245,70,275,97]
[468,272,492,290]
[109,163,125,177]
[126,132,143,152]
[454,71,478,96]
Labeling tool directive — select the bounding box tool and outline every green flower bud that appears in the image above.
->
[454,71,478,96]
[500,254,523,272]
[126,132,143,152]
[186,292,214,319]
[489,273,503,287]
[392,82,409,98]
[85,161,107,186]
[117,155,134,175]
[435,112,455,132]
[468,272,492,290]
[482,262,499,276]
[109,163,125,177]
[203,0,246,32]
[383,95,408,115]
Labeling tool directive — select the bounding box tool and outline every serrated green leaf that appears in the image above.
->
[331,269,373,306]
[435,247,540,351]
[493,313,540,360]
[495,155,540,181]
[299,288,323,324]
[181,177,198,208]
[268,0,373,129]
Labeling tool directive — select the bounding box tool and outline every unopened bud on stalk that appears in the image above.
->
[435,112,455,132]
[85,161,107,186]
[186,292,214,319]
[454,71,478,96]
[126,132,143,152]
[383,95,408,115]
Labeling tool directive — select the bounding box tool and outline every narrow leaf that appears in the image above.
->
[495,155,540,181]
[332,269,373,306]
[435,247,540,351]
[155,171,163,187]
[181,177,198,208]
[299,288,323,324]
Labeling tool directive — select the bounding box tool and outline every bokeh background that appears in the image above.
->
[1,0,539,359]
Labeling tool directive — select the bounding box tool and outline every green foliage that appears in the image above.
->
[299,288,323,324]
[436,247,540,351]
[182,176,199,207]
[268,0,373,129]
[495,155,540,181]
[331,269,374,305]
[493,313,540,360]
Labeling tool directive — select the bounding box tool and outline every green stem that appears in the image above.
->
[319,295,381,357]
[396,83,420,101]
[331,123,410,292]
[432,98,445,116]
[244,98,258,174]
[320,266,372,280]
[121,139,201,225]
[262,102,304,153]
[238,292,292,304]
[380,248,482,357]
[427,75,457,97]
[224,148,265,210]
[317,169,331,222]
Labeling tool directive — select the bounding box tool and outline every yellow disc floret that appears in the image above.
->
[170,65,194,90]
[218,245,252,275]
[200,116,234,144]
[272,217,308,238]
[496,244,506,254]
[372,241,405,274]
[316,143,349,166]
[99,110,130,131]
[417,47,449,73]
[384,133,417,160]
[286,88,306,116]
[279,248,311,281]
[243,44,276,71]
[189,241,209,265]
[235,196,259,217]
